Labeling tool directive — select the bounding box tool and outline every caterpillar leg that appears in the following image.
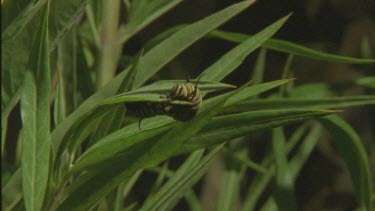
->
[138,118,143,130]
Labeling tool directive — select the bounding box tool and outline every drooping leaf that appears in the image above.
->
[209,30,375,64]
[318,115,373,211]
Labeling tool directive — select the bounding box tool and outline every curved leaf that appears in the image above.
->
[318,115,372,211]
[209,30,375,64]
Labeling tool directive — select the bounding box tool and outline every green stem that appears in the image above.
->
[96,0,121,90]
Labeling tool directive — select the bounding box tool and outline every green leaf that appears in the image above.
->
[140,150,208,211]
[251,48,267,85]
[180,109,336,153]
[355,77,375,89]
[103,80,235,105]
[224,79,293,106]
[20,4,51,211]
[287,83,333,98]
[2,0,89,115]
[120,0,183,43]
[57,79,248,210]
[209,30,375,64]
[133,0,256,87]
[217,139,248,211]
[223,95,375,113]
[318,115,373,211]
[289,124,323,179]
[260,124,323,210]
[241,123,311,211]
[2,169,23,211]
[114,170,143,211]
[51,0,254,159]
[271,128,296,211]
[70,120,174,173]
[199,14,290,82]
[144,24,374,65]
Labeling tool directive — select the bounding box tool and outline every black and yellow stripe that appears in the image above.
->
[126,77,203,129]
[167,79,202,121]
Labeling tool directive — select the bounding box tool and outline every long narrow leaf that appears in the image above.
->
[20,4,51,211]
[271,128,296,211]
[133,0,255,87]
[318,115,373,211]
[51,0,254,157]
[199,14,290,81]
[140,150,206,211]
[223,95,375,113]
[209,30,375,64]
[57,79,250,210]
[180,109,336,153]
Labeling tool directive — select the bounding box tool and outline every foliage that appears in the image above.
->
[2,0,374,211]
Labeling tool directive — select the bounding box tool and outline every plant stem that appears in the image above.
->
[96,0,121,90]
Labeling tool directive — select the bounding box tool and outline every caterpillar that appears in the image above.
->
[166,77,202,122]
[126,76,203,129]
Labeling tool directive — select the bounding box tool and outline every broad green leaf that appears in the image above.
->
[103,80,235,105]
[271,128,296,211]
[71,120,174,173]
[20,4,51,211]
[72,79,293,173]
[57,79,249,210]
[2,0,89,113]
[209,30,375,64]
[119,0,183,43]
[318,115,373,211]
[133,0,256,87]
[53,79,232,170]
[2,0,45,111]
[199,14,290,82]
[180,109,336,153]
[51,0,254,160]
[85,49,143,147]
[224,95,375,113]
